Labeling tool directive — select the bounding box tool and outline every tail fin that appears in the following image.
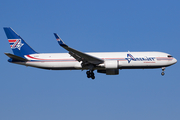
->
[3,27,37,58]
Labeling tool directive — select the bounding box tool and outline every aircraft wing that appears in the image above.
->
[54,33,104,65]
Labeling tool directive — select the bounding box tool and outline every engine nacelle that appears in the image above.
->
[104,60,118,69]
[97,60,119,75]
[97,69,119,75]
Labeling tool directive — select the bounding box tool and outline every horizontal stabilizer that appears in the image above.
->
[5,53,28,62]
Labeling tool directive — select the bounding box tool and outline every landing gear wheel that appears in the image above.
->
[91,75,95,79]
[161,72,165,76]
[86,71,91,78]
[161,67,165,76]
[87,74,91,78]
[86,70,95,79]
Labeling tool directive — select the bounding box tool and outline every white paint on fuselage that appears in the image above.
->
[18,51,177,70]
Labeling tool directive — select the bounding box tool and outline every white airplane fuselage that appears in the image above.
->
[11,51,177,70]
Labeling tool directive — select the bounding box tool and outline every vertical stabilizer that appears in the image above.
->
[3,27,37,58]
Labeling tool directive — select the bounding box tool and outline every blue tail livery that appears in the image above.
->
[3,27,37,58]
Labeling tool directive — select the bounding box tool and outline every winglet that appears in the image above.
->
[54,33,67,47]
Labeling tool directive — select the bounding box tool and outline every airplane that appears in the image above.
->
[4,27,177,79]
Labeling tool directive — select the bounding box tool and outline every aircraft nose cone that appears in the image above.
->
[174,58,177,64]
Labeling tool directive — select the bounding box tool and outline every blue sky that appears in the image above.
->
[0,0,180,120]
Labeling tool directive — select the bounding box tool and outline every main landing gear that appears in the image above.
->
[86,70,95,79]
[161,67,165,76]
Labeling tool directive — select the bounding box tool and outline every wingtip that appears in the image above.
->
[53,33,67,47]
[54,33,59,39]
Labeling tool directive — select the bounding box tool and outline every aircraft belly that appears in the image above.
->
[25,61,81,69]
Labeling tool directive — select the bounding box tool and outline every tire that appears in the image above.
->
[91,76,95,79]
[161,72,165,76]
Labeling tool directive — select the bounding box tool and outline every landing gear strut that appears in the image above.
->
[161,67,165,76]
[86,70,95,79]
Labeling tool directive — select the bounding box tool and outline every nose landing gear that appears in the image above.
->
[86,70,95,79]
[161,67,165,76]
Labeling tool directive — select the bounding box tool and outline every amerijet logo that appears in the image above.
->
[125,54,155,63]
[8,39,24,50]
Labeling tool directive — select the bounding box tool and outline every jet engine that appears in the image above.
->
[97,60,119,75]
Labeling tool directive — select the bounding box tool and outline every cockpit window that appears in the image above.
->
[167,55,173,58]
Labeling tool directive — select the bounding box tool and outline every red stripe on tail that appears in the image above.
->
[8,39,17,43]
